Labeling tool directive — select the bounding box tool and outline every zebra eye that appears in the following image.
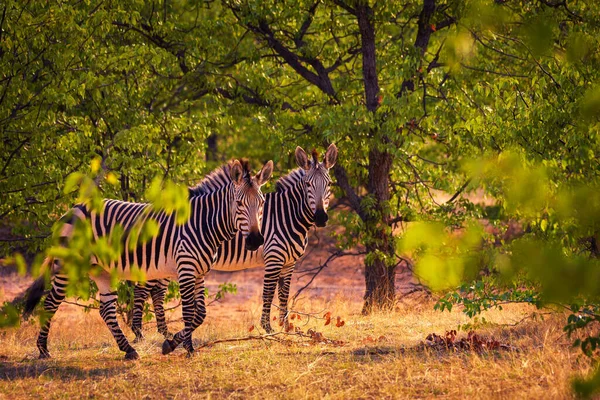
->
[236,200,243,206]
[306,181,312,187]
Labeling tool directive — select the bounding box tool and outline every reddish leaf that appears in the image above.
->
[248,325,254,332]
[430,24,437,32]
[290,313,296,320]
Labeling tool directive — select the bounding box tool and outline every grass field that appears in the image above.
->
[0,293,593,399]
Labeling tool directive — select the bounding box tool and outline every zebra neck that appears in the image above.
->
[190,186,237,243]
[265,180,314,235]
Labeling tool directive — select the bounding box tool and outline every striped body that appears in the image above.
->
[25,160,273,359]
[73,190,236,279]
[132,145,338,337]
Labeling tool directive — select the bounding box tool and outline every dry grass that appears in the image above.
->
[0,294,593,400]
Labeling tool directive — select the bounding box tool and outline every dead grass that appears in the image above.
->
[0,294,593,400]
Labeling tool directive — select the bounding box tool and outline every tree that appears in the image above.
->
[211,0,599,312]
[212,0,454,312]
[2,0,599,315]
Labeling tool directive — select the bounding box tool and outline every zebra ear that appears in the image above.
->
[256,160,274,187]
[230,160,244,185]
[295,146,310,170]
[323,143,338,169]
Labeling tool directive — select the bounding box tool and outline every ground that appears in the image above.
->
[0,297,591,399]
[0,225,594,399]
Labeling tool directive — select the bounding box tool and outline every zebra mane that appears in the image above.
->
[275,168,306,193]
[188,159,252,197]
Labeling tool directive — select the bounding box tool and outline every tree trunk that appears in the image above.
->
[206,133,218,162]
[362,147,396,313]
[356,4,397,313]
[363,247,397,313]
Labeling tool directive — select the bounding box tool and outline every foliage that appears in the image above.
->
[210,283,238,303]
[2,0,600,394]
[2,0,598,304]
[404,151,600,396]
[0,302,21,328]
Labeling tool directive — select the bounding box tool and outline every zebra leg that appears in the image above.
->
[36,272,68,359]
[260,263,283,332]
[131,283,151,343]
[94,273,139,360]
[182,277,206,356]
[162,276,195,356]
[277,265,294,330]
[150,280,170,338]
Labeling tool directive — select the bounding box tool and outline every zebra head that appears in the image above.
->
[229,159,273,251]
[295,144,338,227]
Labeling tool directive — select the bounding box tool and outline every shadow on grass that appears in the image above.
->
[349,342,518,363]
[0,362,128,381]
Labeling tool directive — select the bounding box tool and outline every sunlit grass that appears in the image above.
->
[0,296,592,399]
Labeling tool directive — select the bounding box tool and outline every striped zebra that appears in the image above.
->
[23,159,273,360]
[131,144,338,339]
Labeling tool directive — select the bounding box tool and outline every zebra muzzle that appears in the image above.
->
[314,209,329,227]
[245,231,264,251]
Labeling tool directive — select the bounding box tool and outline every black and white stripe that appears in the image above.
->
[24,159,273,359]
[131,145,338,338]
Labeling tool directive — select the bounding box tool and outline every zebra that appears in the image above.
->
[130,144,338,339]
[23,159,273,360]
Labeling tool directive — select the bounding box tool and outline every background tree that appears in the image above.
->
[2,0,599,314]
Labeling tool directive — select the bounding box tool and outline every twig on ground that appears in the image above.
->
[63,299,99,309]
[197,328,346,349]
[272,303,329,327]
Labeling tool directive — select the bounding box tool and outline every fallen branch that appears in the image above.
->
[273,304,327,321]
[63,300,98,309]
[197,328,346,349]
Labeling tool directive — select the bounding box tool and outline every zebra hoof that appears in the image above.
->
[133,335,144,344]
[261,324,274,334]
[38,351,51,359]
[161,331,173,340]
[162,339,175,355]
[124,350,140,361]
[185,350,195,358]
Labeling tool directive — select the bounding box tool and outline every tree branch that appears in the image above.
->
[291,250,362,304]
[445,178,472,204]
[244,19,336,99]
[295,1,319,48]
[112,21,189,74]
[332,164,364,219]
[415,0,436,55]
[397,0,438,98]
[356,3,379,112]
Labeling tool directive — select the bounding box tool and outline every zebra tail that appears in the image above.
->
[22,257,54,319]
